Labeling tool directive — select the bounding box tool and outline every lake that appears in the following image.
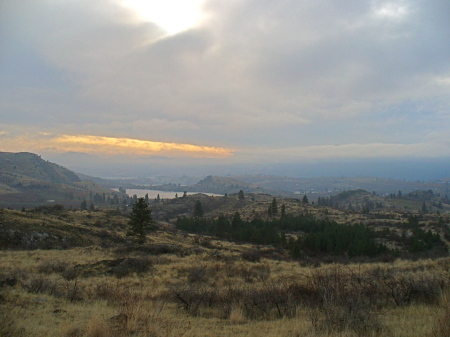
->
[123,189,222,199]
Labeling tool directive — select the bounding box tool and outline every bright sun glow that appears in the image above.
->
[120,0,206,35]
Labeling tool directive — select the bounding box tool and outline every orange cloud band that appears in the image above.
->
[53,135,233,158]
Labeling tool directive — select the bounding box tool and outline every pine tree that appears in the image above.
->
[194,200,204,218]
[271,198,278,215]
[80,199,87,211]
[302,195,309,204]
[238,190,245,201]
[421,202,428,214]
[127,197,154,245]
[232,211,242,229]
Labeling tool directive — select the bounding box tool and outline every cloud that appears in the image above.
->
[52,134,234,158]
[238,141,450,163]
[0,130,234,158]
[1,0,450,175]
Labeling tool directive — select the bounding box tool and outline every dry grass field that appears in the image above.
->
[1,219,450,337]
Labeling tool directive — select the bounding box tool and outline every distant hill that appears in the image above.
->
[192,175,265,194]
[317,189,387,211]
[135,175,284,196]
[0,152,114,208]
[0,152,80,186]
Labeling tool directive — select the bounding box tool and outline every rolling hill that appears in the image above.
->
[0,152,114,208]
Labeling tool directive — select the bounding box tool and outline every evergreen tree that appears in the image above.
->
[80,199,87,211]
[271,198,278,215]
[232,211,242,229]
[302,195,309,204]
[194,200,204,218]
[127,197,154,245]
[238,190,245,201]
[421,202,428,214]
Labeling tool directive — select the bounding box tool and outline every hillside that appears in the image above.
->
[128,175,282,196]
[0,152,116,208]
[1,190,450,337]
[1,198,450,337]
[0,152,80,186]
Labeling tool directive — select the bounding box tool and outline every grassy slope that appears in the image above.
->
[1,204,450,336]
[0,152,118,208]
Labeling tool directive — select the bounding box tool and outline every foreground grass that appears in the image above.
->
[1,226,450,337]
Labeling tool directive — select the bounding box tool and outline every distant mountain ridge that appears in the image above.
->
[0,152,113,208]
[0,152,80,186]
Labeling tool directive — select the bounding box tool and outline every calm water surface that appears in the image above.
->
[124,189,222,199]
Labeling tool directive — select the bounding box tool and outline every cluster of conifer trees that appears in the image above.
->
[176,212,390,257]
[176,211,446,258]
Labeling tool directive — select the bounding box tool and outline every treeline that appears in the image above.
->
[317,195,383,212]
[176,213,389,258]
[176,213,447,258]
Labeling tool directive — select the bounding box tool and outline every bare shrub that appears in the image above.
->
[115,243,186,257]
[61,268,79,281]
[170,281,296,320]
[64,279,82,302]
[226,263,271,283]
[241,282,297,320]
[307,267,382,335]
[26,276,58,295]
[91,283,117,300]
[186,267,208,283]
[199,237,215,249]
[112,257,154,279]
[241,250,262,263]
[376,268,446,306]
[37,260,69,274]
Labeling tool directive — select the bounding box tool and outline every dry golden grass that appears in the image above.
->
[1,219,450,337]
[0,247,448,337]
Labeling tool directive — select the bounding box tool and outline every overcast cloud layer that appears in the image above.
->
[1,0,449,176]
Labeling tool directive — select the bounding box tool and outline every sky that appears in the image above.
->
[1,0,450,178]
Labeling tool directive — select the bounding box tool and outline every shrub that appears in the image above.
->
[37,260,69,274]
[241,250,262,263]
[112,258,153,279]
[115,243,186,257]
[307,267,382,334]
[26,276,58,295]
